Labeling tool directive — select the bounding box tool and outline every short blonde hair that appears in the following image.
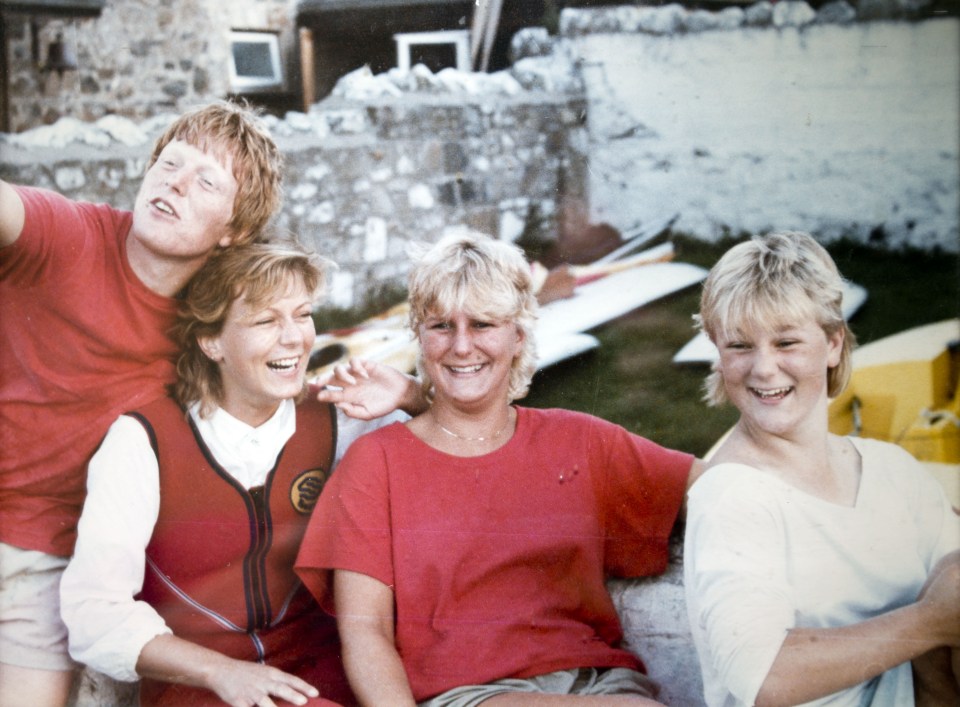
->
[697,230,854,406]
[407,232,538,403]
[173,240,325,416]
[149,100,283,244]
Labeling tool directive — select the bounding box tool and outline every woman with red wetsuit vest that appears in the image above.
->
[61,240,418,707]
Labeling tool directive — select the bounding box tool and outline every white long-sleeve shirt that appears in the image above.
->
[684,436,960,707]
[60,400,402,681]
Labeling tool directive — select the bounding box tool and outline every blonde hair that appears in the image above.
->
[407,231,538,402]
[697,230,854,406]
[148,100,283,244]
[173,240,325,416]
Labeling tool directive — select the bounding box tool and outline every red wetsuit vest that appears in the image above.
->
[131,395,353,706]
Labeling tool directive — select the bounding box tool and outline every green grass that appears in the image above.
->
[523,236,960,457]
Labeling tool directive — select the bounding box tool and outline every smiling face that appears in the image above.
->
[199,276,315,427]
[418,310,524,414]
[131,139,240,264]
[715,316,843,439]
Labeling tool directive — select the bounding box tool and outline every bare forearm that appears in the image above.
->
[334,569,416,705]
[341,629,416,707]
[136,634,318,707]
[136,634,233,689]
[756,603,942,707]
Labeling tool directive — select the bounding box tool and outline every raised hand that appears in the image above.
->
[316,358,426,419]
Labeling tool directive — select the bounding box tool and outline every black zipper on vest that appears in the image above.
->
[245,485,272,631]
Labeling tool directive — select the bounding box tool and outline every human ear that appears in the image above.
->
[513,325,525,356]
[216,230,239,249]
[826,328,844,368]
[198,335,223,362]
[216,223,249,249]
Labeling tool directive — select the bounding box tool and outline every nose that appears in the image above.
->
[165,167,189,194]
[279,316,305,346]
[750,344,779,377]
[451,324,474,355]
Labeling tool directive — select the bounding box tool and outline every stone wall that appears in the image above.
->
[0,85,588,309]
[279,96,588,308]
[609,538,699,707]
[3,0,297,133]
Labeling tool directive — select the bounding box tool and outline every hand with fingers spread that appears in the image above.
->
[135,634,321,707]
[204,658,320,707]
[316,357,427,419]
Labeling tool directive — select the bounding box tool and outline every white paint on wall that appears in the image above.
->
[576,19,960,249]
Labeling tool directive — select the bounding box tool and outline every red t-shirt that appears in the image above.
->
[0,186,177,556]
[296,406,692,701]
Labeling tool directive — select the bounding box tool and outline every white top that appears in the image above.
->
[684,436,960,707]
[60,399,402,682]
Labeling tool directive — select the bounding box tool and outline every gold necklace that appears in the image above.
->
[433,413,511,442]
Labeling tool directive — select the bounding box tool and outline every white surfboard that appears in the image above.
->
[537,260,709,342]
[536,332,601,369]
[672,280,869,365]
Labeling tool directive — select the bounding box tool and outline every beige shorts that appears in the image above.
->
[418,667,659,707]
[0,542,77,671]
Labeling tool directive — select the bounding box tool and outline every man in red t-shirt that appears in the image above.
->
[0,100,284,706]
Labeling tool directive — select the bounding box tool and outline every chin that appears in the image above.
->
[279,385,303,401]
[748,415,799,436]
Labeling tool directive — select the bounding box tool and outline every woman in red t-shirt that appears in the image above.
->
[297,232,702,706]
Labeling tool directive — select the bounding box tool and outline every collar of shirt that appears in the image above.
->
[187,399,296,490]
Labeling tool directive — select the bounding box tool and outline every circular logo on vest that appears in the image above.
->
[290,468,328,514]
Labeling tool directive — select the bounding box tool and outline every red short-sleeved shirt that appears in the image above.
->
[0,186,177,556]
[297,406,692,701]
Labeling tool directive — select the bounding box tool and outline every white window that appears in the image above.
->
[229,30,283,93]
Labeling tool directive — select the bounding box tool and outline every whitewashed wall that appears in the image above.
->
[572,18,959,250]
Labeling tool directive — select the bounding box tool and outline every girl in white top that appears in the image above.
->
[683,231,960,707]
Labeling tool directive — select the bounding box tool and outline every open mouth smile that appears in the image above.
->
[267,356,300,372]
[750,386,793,400]
[448,364,483,374]
[150,198,178,218]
